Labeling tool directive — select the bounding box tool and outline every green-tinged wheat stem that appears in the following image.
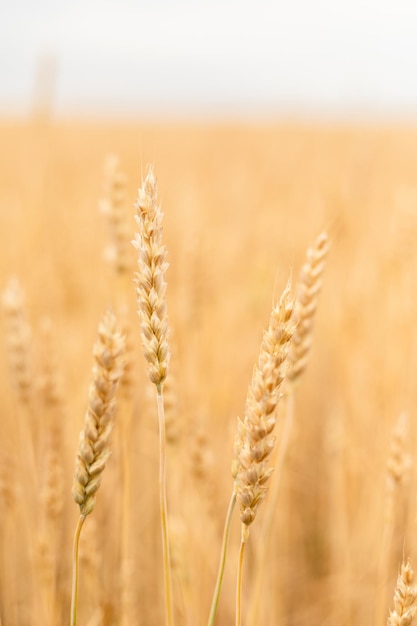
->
[207,492,237,626]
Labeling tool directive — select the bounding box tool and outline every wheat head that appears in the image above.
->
[388,560,417,626]
[233,282,295,542]
[288,231,329,382]
[132,165,170,387]
[72,310,125,517]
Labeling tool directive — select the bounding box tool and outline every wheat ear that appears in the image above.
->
[234,282,295,538]
[2,277,33,405]
[100,154,132,276]
[132,165,170,388]
[387,560,417,626]
[287,231,329,383]
[70,310,125,626]
[2,278,39,502]
[233,282,295,626]
[132,166,173,626]
[376,413,411,626]
[247,231,329,625]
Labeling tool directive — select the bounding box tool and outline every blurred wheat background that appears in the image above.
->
[3,2,417,623]
[1,111,417,625]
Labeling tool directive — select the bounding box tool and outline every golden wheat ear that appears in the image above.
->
[2,277,33,406]
[100,154,132,276]
[387,560,417,626]
[72,309,126,517]
[234,281,295,539]
[132,165,170,388]
[287,231,329,383]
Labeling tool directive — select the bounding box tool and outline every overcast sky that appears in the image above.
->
[2,0,417,119]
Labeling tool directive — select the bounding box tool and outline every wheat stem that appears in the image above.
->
[70,515,86,626]
[235,537,246,626]
[157,386,174,626]
[207,491,237,626]
[246,389,295,626]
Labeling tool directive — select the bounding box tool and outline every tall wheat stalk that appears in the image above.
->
[132,166,173,626]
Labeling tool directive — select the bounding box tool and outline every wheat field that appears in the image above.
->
[1,116,417,625]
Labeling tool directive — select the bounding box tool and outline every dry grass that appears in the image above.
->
[1,117,417,625]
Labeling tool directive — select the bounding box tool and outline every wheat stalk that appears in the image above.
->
[234,282,295,539]
[70,310,125,626]
[231,282,295,626]
[132,165,173,626]
[247,231,330,625]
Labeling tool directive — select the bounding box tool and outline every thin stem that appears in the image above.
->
[70,515,86,626]
[207,491,237,626]
[374,511,394,626]
[235,537,246,626]
[246,389,295,626]
[120,394,133,626]
[156,386,174,626]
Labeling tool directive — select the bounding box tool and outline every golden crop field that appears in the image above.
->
[1,116,417,626]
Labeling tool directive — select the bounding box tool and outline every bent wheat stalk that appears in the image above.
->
[70,311,125,626]
[132,166,173,626]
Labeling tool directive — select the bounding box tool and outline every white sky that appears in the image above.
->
[2,0,417,119]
